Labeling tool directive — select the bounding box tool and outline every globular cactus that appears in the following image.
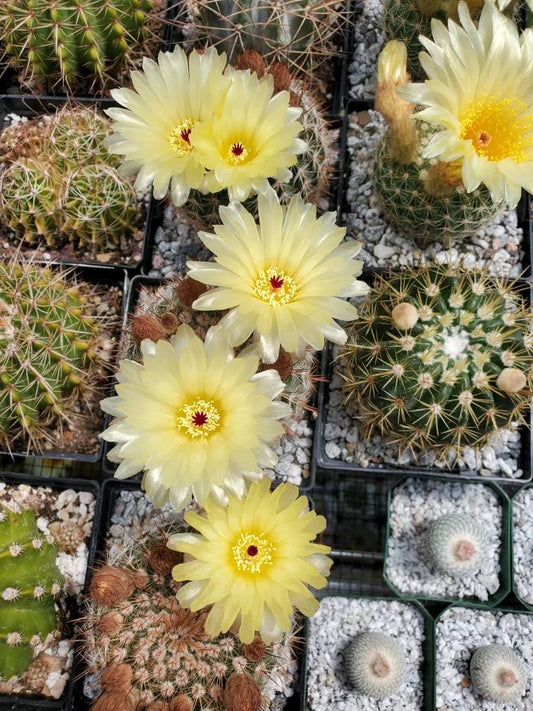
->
[344,631,405,699]
[0,261,101,450]
[470,645,527,702]
[62,164,139,250]
[0,506,63,680]
[425,513,484,577]
[0,0,158,91]
[0,107,141,252]
[82,528,292,710]
[179,52,335,230]
[126,275,318,417]
[183,0,345,83]
[340,264,533,459]
[373,41,500,243]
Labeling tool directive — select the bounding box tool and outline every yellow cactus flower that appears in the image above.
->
[191,69,306,202]
[169,477,332,644]
[105,47,231,206]
[187,188,369,363]
[100,325,290,511]
[397,1,533,208]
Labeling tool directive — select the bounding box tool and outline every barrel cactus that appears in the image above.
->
[425,513,484,577]
[0,506,63,679]
[340,264,533,460]
[82,527,293,710]
[0,0,158,91]
[470,645,527,702]
[344,631,405,698]
[183,0,344,81]
[0,261,101,450]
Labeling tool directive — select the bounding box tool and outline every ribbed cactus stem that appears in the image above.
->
[0,507,62,679]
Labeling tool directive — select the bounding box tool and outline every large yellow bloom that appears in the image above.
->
[397,1,533,207]
[169,477,332,644]
[187,188,369,363]
[105,47,231,206]
[191,69,306,202]
[100,325,290,511]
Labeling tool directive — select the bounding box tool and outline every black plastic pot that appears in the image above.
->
[0,470,101,711]
[1,263,128,466]
[0,95,164,274]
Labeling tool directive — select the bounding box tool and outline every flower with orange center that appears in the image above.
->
[100,325,290,511]
[168,477,332,644]
[187,188,369,363]
[105,47,231,206]
[190,69,306,202]
[397,1,533,207]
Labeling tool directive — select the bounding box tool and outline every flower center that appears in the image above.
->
[176,398,220,440]
[232,533,275,574]
[169,120,195,157]
[254,267,298,306]
[226,141,250,165]
[459,94,533,162]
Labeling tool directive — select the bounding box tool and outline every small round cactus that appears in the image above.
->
[425,513,484,577]
[470,645,527,702]
[0,261,101,450]
[48,107,120,169]
[340,264,533,459]
[344,631,405,699]
[0,506,63,679]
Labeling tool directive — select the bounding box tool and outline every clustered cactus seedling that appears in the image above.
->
[0,506,63,680]
[425,513,484,577]
[0,261,102,450]
[344,631,405,699]
[178,51,335,230]
[372,40,500,243]
[82,527,293,710]
[340,264,533,459]
[0,107,140,252]
[183,0,345,83]
[470,645,527,702]
[0,0,159,91]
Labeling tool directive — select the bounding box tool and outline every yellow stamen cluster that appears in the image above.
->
[232,533,275,574]
[176,398,221,440]
[459,95,533,162]
[254,267,298,306]
[169,120,195,156]
[226,141,250,165]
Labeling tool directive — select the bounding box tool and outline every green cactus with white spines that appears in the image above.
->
[183,0,344,82]
[470,645,527,702]
[62,164,139,250]
[0,506,62,680]
[0,0,157,91]
[0,107,140,251]
[425,513,484,577]
[344,631,405,699]
[0,261,101,450]
[340,264,533,459]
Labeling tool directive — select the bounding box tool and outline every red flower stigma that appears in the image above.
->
[192,411,208,427]
[247,545,258,557]
[269,275,284,290]
[181,127,192,144]
[231,142,245,156]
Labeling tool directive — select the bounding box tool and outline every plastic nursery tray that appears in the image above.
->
[1,263,128,466]
[0,95,164,275]
[299,592,434,711]
[101,274,319,492]
[383,476,512,608]
[511,482,533,611]
[432,601,533,711]
[0,470,102,711]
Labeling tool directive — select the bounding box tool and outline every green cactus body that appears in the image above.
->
[49,108,120,169]
[0,0,154,89]
[0,507,62,679]
[185,0,342,78]
[372,131,501,243]
[344,631,405,699]
[426,513,484,577]
[0,262,100,448]
[340,264,533,458]
[470,645,527,701]
[62,164,140,249]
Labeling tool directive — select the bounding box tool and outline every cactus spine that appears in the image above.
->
[0,261,101,450]
[183,0,344,82]
[425,513,484,577]
[0,507,62,679]
[470,645,527,701]
[340,264,533,459]
[0,0,156,90]
[344,631,405,699]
